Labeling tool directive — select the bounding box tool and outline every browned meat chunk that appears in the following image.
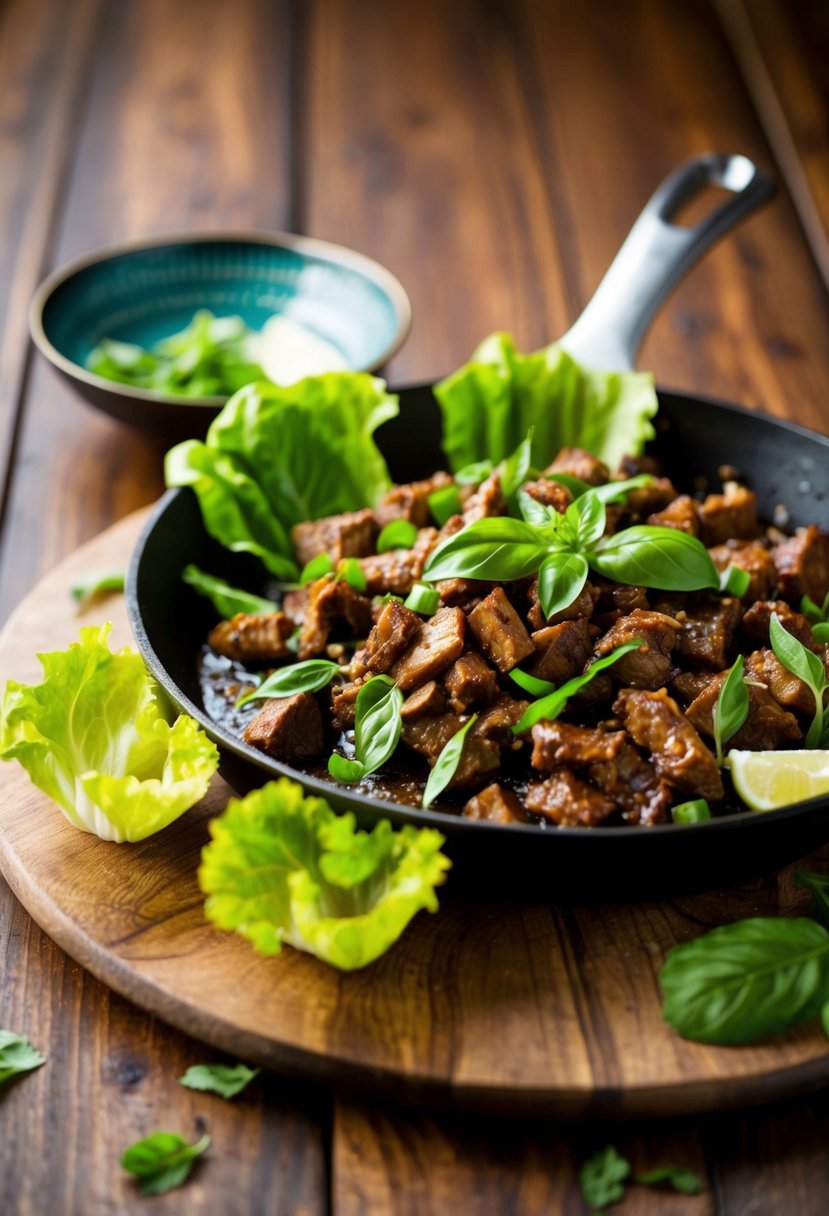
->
[741,599,816,649]
[436,577,488,607]
[375,472,454,528]
[462,472,506,522]
[282,587,308,626]
[708,539,777,601]
[697,483,759,545]
[209,611,294,664]
[402,713,500,787]
[594,609,680,689]
[570,672,614,708]
[521,479,571,513]
[618,453,663,477]
[468,587,534,673]
[473,695,530,744]
[544,447,609,486]
[444,652,498,712]
[647,495,701,537]
[527,578,599,630]
[531,721,625,770]
[673,597,742,670]
[670,671,713,706]
[525,771,616,826]
[400,681,447,721]
[529,618,593,683]
[291,508,378,569]
[243,692,324,760]
[391,607,466,690]
[463,784,528,825]
[625,477,678,519]
[588,741,671,825]
[685,667,802,750]
[330,679,364,730]
[772,526,829,604]
[614,688,724,801]
[358,527,438,596]
[595,581,649,619]
[355,599,420,675]
[745,649,818,716]
[298,578,373,659]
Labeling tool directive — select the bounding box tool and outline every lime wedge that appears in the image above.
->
[727,750,829,811]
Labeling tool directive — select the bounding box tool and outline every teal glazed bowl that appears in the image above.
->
[29,232,412,439]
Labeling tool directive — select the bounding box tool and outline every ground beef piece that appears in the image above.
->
[331,679,365,730]
[529,618,593,683]
[670,671,713,706]
[375,473,454,528]
[588,741,672,825]
[391,607,466,690]
[647,495,701,537]
[354,599,420,675]
[741,600,816,649]
[614,687,724,801]
[402,713,500,787]
[744,648,819,716]
[544,448,609,486]
[444,652,499,712]
[358,527,438,597]
[243,692,324,760]
[527,579,599,630]
[525,772,617,826]
[673,597,742,670]
[208,611,295,664]
[685,667,802,750]
[594,609,680,689]
[468,587,535,673]
[697,483,759,545]
[772,526,829,605]
[473,695,529,745]
[708,539,777,601]
[400,681,447,721]
[297,578,373,659]
[291,508,378,569]
[531,721,625,770]
[521,479,572,513]
[463,784,528,824]
[462,472,506,522]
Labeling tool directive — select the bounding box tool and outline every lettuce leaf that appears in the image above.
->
[435,332,658,472]
[199,777,450,970]
[0,624,219,842]
[165,375,399,580]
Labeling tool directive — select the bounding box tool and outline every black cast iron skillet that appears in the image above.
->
[128,154,829,898]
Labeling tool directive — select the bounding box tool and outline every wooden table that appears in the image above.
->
[2,1,829,1211]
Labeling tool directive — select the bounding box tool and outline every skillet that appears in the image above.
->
[128,154,829,897]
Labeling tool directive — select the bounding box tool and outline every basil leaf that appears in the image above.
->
[179,1062,259,1099]
[795,870,829,929]
[579,1146,630,1210]
[329,675,404,784]
[565,490,606,549]
[544,472,591,498]
[337,557,368,593]
[70,568,125,608]
[537,552,589,620]
[122,1131,210,1196]
[719,564,751,597]
[660,917,829,1044]
[671,799,711,824]
[404,582,440,615]
[587,473,655,505]
[428,485,463,526]
[513,640,643,733]
[182,565,278,619]
[801,593,829,625]
[328,753,366,783]
[422,517,547,582]
[236,659,340,707]
[636,1166,703,1195]
[588,525,720,591]
[422,715,478,809]
[510,669,556,697]
[769,612,827,747]
[300,553,335,585]
[517,490,558,529]
[815,623,829,644]
[0,1030,46,1085]
[377,520,418,553]
[712,655,749,765]
[498,429,533,501]
[454,459,494,486]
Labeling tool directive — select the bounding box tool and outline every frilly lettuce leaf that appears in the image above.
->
[199,777,450,971]
[435,332,658,472]
[0,624,218,843]
[164,374,399,580]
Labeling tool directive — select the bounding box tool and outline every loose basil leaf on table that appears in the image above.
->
[70,568,125,608]
[579,1146,630,1211]
[422,715,479,809]
[328,676,404,784]
[183,564,279,618]
[179,1062,259,1099]
[121,1131,210,1196]
[712,654,749,766]
[586,525,720,591]
[769,612,828,747]
[0,1030,46,1085]
[236,659,341,708]
[513,640,644,734]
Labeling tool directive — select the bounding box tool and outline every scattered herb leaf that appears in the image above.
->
[121,1131,210,1195]
[712,655,749,766]
[510,668,556,697]
[183,565,278,618]
[769,612,827,747]
[179,1063,259,1099]
[0,1031,46,1086]
[428,484,463,527]
[328,676,403,784]
[513,641,643,734]
[300,554,335,585]
[236,659,340,708]
[70,568,125,608]
[579,1146,631,1211]
[337,557,368,593]
[422,715,478,809]
[719,564,751,597]
[377,520,418,553]
[636,1165,703,1194]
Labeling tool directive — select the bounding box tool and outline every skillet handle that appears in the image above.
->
[558,153,775,371]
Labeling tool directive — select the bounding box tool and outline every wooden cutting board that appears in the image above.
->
[2,508,829,1118]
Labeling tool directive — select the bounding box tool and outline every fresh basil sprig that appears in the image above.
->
[179,1062,259,1099]
[422,715,478,809]
[236,659,340,708]
[712,655,749,766]
[121,1131,210,1196]
[512,640,644,734]
[769,612,828,747]
[0,1030,46,1085]
[183,565,278,619]
[328,676,403,784]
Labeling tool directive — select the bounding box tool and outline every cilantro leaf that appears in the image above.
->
[0,1031,46,1086]
[179,1063,259,1099]
[121,1130,210,1195]
[579,1146,630,1211]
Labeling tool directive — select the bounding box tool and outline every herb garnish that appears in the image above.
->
[428,485,463,526]
[769,612,829,747]
[712,655,749,766]
[179,1062,259,1099]
[422,716,478,809]
[121,1130,210,1195]
[404,582,440,615]
[377,520,418,553]
[336,557,368,593]
[512,641,644,734]
[300,553,335,584]
[183,565,278,618]
[70,568,125,608]
[579,1146,703,1212]
[671,799,711,824]
[801,591,829,643]
[236,659,340,708]
[0,1030,46,1086]
[719,564,751,597]
[328,676,404,783]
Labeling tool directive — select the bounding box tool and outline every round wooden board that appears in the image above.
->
[3,509,829,1119]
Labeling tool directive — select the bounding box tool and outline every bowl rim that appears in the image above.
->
[28,229,413,409]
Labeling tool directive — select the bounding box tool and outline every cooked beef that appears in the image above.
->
[529,618,593,683]
[744,648,817,716]
[594,581,649,619]
[625,477,678,519]
[685,666,802,750]
[647,495,701,537]
[358,527,438,597]
[528,578,600,631]
[282,587,308,627]
[291,508,378,569]
[698,483,759,545]
[437,577,489,607]
[614,688,724,801]
[243,692,324,760]
[331,679,364,730]
[463,784,528,824]
[375,472,454,528]
[618,453,663,477]
[474,695,529,745]
[673,597,742,670]
[588,741,672,825]
[462,471,506,522]
[594,609,680,689]
[772,525,829,604]
[521,479,572,513]
[525,771,617,826]
[391,607,466,690]
[570,672,614,707]
[530,721,625,770]
[741,599,816,649]
[297,577,373,659]
[444,652,499,712]
[354,599,420,675]
[402,713,500,786]
[708,539,777,601]
[468,587,535,673]
[208,611,295,664]
[544,447,609,486]
[670,671,713,706]
[400,681,447,721]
